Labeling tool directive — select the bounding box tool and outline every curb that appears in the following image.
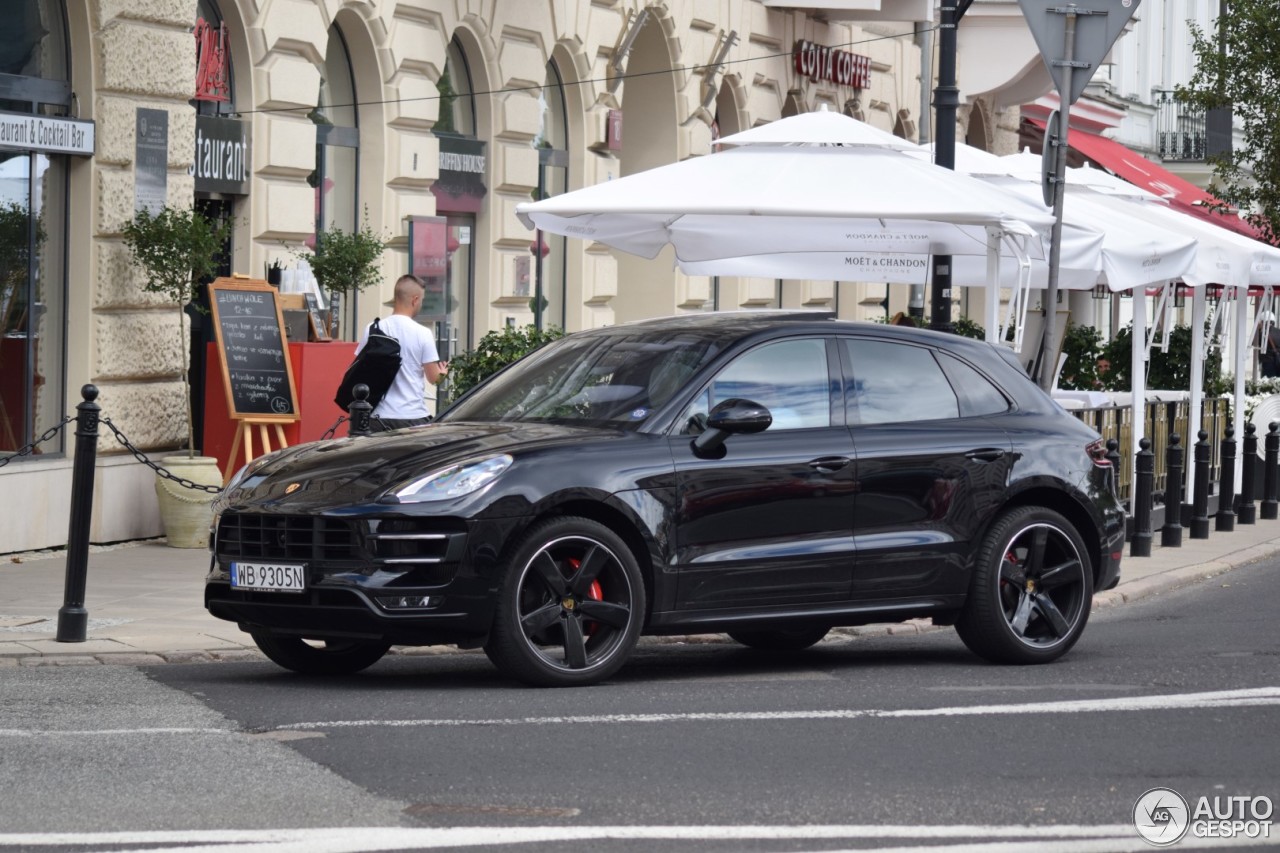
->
[4,542,1280,668]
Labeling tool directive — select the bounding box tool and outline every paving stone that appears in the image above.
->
[209,650,265,662]
[19,655,100,666]
[94,653,166,666]
[158,651,214,664]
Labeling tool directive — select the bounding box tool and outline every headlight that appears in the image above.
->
[393,454,513,503]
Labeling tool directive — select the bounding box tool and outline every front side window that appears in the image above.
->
[682,338,832,432]
[443,331,721,428]
[844,339,958,425]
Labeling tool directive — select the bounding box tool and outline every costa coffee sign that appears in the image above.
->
[794,40,871,89]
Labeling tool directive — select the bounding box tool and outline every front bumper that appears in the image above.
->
[204,509,520,645]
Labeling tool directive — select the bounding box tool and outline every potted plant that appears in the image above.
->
[122,204,233,547]
[296,212,387,339]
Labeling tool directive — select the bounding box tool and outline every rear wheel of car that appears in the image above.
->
[485,517,645,687]
[251,633,391,675]
[956,506,1094,664]
[728,627,830,651]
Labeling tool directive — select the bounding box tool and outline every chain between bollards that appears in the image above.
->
[56,385,100,643]
[1162,433,1184,549]
[1216,426,1236,532]
[1190,430,1212,540]
[1131,437,1154,558]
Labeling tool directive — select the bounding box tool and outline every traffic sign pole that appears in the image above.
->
[1039,10,1077,391]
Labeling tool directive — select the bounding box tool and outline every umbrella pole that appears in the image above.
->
[1234,285,1249,490]
[1187,286,1207,502]
[1131,289,1148,514]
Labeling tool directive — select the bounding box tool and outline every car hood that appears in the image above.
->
[220,421,613,510]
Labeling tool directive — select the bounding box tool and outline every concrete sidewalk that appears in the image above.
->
[4,516,1280,667]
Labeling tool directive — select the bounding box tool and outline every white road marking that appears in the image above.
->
[272,686,1280,732]
[0,687,1276,738]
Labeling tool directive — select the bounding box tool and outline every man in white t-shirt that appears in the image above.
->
[355,274,449,432]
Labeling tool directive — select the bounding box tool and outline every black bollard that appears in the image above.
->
[1162,433,1184,548]
[1106,438,1121,497]
[1239,423,1258,524]
[1190,430,1212,539]
[1131,437,1154,558]
[347,383,374,437]
[1264,422,1280,520]
[56,385,101,643]
[1217,425,1236,532]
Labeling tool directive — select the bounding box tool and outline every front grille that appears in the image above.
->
[217,514,358,562]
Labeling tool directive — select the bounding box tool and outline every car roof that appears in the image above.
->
[594,311,997,355]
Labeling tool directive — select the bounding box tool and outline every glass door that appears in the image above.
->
[0,150,65,454]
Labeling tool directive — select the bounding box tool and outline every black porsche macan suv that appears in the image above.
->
[206,312,1124,686]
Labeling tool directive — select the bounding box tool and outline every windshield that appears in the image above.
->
[441,330,722,428]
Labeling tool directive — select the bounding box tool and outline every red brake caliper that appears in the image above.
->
[567,558,603,635]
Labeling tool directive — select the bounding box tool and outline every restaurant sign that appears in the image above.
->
[794,40,871,89]
[191,115,250,195]
[0,110,95,156]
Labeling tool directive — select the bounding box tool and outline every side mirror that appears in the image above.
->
[691,398,772,457]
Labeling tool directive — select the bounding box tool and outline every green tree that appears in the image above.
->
[1178,1,1280,244]
[1097,323,1228,395]
[122,205,234,457]
[297,212,386,339]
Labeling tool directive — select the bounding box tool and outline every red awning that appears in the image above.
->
[1027,118,1264,241]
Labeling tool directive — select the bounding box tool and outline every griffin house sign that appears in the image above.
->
[794,40,871,89]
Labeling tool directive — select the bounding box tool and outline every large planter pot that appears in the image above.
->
[155,455,223,549]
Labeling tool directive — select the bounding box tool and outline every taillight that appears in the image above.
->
[1086,438,1111,468]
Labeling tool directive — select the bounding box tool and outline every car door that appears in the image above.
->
[840,337,1014,599]
[670,337,857,610]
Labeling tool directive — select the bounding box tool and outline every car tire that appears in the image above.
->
[251,633,391,675]
[727,627,830,651]
[956,506,1094,664]
[485,516,645,687]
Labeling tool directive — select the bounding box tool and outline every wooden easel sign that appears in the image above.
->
[207,277,301,481]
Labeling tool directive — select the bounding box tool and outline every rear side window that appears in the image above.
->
[843,339,958,425]
[938,352,1010,417]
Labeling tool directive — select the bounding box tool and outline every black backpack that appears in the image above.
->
[335,318,402,411]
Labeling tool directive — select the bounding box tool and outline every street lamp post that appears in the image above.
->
[930,0,975,334]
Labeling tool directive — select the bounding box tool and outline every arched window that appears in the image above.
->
[0,0,70,453]
[533,60,568,330]
[312,26,358,238]
[436,38,475,136]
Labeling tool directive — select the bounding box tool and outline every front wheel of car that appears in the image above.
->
[485,517,645,687]
[251,633,391,675]
[956,506,1094,664]
[728,627,830,651]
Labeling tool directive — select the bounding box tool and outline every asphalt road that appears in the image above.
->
[2,559,1278,852]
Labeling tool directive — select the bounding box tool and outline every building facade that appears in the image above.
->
[1,0,935,552]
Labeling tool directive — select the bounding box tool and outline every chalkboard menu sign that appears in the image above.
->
[208,278,299,421]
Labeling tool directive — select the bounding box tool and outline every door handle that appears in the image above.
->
[808,456,852,474]
[964,448,1007,463]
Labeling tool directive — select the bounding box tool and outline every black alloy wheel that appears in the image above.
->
[485,517,644,687]
[956,506,1094,664]
[728,626,830,652]
[250,632,392,675]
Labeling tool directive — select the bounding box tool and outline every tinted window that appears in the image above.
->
[939,353,1010,416]
[683,338,832,431]
[443,331,721,427]
[843,339,958,425]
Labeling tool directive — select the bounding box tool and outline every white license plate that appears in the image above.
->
[230,562,306,593]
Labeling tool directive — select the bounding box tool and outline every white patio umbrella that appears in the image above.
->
[518,111,1056,354]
